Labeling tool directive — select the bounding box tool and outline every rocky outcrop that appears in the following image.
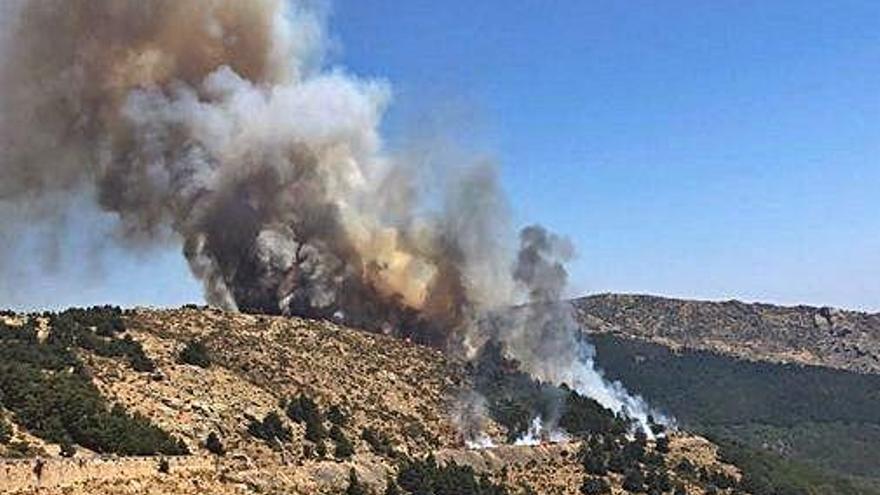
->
[575,294,880,374]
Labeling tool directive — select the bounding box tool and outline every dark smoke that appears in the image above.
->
[0,0,661,433]
[0,0,495,347]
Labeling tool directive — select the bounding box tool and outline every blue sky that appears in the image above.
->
[330,0,880,310]
[6,1,879,311]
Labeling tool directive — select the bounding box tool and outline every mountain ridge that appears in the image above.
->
[572,294,880,493]
[574,293,880,374]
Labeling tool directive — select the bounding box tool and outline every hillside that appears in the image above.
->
[573,294,880,494]
[1,306,743,495]
[575,293,880,374]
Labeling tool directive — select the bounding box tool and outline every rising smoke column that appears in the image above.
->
[0,0,507,345]
[502,226,661,431]
[0,0,661,433]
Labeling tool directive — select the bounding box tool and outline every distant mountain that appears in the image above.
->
[573,294,880,494]
[574,293,880,374]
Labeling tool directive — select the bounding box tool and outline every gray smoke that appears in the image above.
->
[0,0,494,343]
[477,226,663,433]
[0,0,660,433]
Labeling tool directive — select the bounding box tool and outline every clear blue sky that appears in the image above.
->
[330,0,880,311]
[7,1,880,311]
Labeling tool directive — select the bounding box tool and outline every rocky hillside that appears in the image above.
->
[574,293,880,374]
[0,306,745,495]
[573,294,880,494]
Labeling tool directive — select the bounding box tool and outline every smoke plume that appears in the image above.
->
[474,226,663,433]
[0,0,660,435]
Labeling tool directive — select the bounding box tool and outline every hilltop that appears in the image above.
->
[575,293,880,374]
[1,306,742,495]
[573,294,880,494]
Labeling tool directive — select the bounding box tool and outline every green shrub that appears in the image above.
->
[5,440,35,458]
[206,432,225,456]
[286,394,320,423]
[47,308,155,372]
[384,475,401,495]
[346,468,368,495]
[247,412,291,446]
[581,477,611,495]
[0,418,11,444]
[583,454,607,476]
[397,455,509,495]
[305,417,327,443]
[646,469,673,493]
[334,433,355,460]
[608,452,626,474]
[330,424,345,442]
[0,311,185,456]
[59,438,76,458]
[327,404,347,426]
[622,468,645,493]
[285,393,328,442]
[178,340,211,368]
[655,435,670,454]
[362,427,398,458]
[315,440,327,458]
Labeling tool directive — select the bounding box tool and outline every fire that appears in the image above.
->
[0,0,664,435]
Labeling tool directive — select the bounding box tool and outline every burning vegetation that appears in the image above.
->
[0,0,661,435]
[0,2,870,495]
[0,305,757,495]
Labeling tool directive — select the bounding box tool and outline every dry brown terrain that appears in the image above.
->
[2,307,745,494]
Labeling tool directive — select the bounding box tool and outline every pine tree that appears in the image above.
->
[384,475,401,495]
[346,468,368,495]
[581,476,611,495]
[334,433,355,459]
[0,419,11,444]
[623,468,646,493]
[327,405,347,426]
[315,440,327,458]
[59,438,76,458]
[178,340,211,368]
[656,435,670,454]
[206,432,225,456]
[583,454,608,475]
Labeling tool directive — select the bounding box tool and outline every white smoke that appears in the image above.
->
[513,416,569,446]
[0,0,666,437]
[465,434,496,450]
[492,226,668,434]
[454,390,497,450]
